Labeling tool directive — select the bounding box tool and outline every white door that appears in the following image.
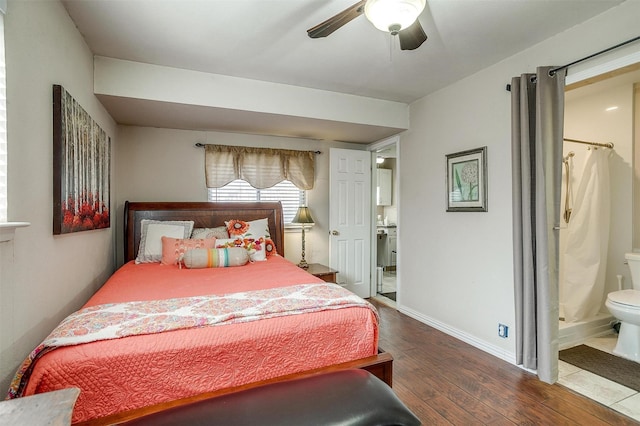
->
[329,148,371,298]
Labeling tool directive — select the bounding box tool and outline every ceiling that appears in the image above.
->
[62,0,625,142]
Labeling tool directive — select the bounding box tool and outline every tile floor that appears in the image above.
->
[373,271,396,308]
[558,334,640,421]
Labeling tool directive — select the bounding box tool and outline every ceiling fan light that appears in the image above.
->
[364,0,426,34]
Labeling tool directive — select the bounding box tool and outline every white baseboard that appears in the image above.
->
[397,304,517,365]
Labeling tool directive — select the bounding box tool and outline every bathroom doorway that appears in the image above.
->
[557,64,640,412]
[372,139,399,307]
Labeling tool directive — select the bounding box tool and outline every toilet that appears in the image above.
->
[605,252,640,362]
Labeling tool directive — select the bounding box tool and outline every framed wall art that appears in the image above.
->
[53,85,111,234]
[446,146,487,212]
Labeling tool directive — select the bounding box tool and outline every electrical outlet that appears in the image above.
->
[498,323,509,338]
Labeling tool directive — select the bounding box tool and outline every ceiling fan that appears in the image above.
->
[307,0,428,51]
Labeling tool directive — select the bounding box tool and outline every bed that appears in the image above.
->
[8,201,391,424]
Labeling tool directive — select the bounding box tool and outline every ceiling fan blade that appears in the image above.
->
[398,20,427,51]
[307,0,366,39]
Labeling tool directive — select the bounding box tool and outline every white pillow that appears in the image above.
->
[135,220,194,264]
[191,226,229,240]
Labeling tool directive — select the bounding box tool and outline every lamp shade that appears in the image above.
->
[364,0,426,34]
[292,206,315,225]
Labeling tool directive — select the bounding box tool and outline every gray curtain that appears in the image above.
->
[511,66,565,384]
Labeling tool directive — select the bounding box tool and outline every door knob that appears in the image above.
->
[331,230,340,236]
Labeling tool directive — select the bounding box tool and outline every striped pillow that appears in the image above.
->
[160,237,217,266]
[182,247,250,269]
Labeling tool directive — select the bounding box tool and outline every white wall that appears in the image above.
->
[0,0,116,391]
[114,126,363,267]
[399,1,640,362]
[94,57,410,133]
[562,80,636,308]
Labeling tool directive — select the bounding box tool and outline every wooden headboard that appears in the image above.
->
[124,201,285,262]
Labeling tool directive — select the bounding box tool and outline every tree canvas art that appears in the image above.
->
[53,85,110,234]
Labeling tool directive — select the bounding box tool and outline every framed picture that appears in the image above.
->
[446,146,487,212]
[53,85,111,234]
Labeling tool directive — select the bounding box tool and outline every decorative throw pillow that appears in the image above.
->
[136,220,194,264]
[216,236,276,262]
[225,218,270,239]
[263,237,277,258]
[160,237,217,266]
[191,226,229,240]
[182,247,250,269]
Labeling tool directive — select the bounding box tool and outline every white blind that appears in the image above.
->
[0,14,7,222]
[208,180,305,224]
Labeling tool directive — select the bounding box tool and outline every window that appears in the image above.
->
[0,12,6,222]
[208,180,305,224]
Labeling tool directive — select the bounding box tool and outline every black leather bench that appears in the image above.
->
[123,369,421,425]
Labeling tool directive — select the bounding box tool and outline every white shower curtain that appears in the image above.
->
[561,148,610,322]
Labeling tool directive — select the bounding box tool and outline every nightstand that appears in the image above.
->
[305,263,338,283]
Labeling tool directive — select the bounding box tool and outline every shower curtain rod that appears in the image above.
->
[194,142,321,154]
[505,35,640,91]
[564,138,614,149]
[548,35,640,77]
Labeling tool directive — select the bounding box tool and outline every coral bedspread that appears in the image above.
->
[17,256,379,423]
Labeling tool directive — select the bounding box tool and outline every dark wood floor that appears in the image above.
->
[370,299,639,425]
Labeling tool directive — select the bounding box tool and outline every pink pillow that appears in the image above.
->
[161,237,217,266]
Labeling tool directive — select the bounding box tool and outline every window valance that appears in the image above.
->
[204,144,315,190]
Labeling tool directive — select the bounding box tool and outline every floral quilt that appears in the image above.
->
[8,283,376,399]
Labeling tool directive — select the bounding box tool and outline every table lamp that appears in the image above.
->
[292,206,315,268]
